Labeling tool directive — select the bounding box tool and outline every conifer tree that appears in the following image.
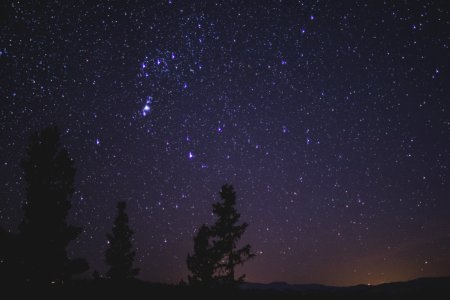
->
[211,184,255,286]
[186,225,217,286]
[105,201,139,280]
[19,126,88,283]
[187,184,254,287]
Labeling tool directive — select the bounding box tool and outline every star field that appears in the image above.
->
[1,0,449,286]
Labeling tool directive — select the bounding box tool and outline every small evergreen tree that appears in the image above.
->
[19,126,88,283]
[186,225,218,286]
[105,201,139,280]
[92,270,101,280]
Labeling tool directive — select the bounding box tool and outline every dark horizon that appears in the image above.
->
[1,0,450,287]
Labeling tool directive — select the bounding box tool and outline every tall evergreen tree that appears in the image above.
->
[105,201,139,280]
[19,126,88,283]
[187,184,254,287]
[211,184,255,286]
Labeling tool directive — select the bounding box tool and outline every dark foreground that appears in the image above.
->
[4,276,450,299]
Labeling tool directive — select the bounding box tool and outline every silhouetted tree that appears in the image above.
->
[105,201,139,280]
[178,279,187,287]
[0,226,22,283]
[211,184,255,286]
[19,126,88,283]
[187,184,255,287]
[187,225,218,286]
[92,270,101,280]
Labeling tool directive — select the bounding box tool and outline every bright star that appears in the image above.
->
[142,96,152,116]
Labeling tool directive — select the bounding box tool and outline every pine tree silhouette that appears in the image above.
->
[19,126,88,283]
[186,224,218,286]
[105,201,139,280]
[187,184,255,287]
[212,184,255,286]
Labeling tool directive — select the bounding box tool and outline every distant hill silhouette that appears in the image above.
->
[241,276,450,298]
[2,276,449,299]
[241,281,337,292]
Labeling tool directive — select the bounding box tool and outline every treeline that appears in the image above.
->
[0,126,254,287]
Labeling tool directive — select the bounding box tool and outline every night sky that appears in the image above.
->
[1,0,450,286]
